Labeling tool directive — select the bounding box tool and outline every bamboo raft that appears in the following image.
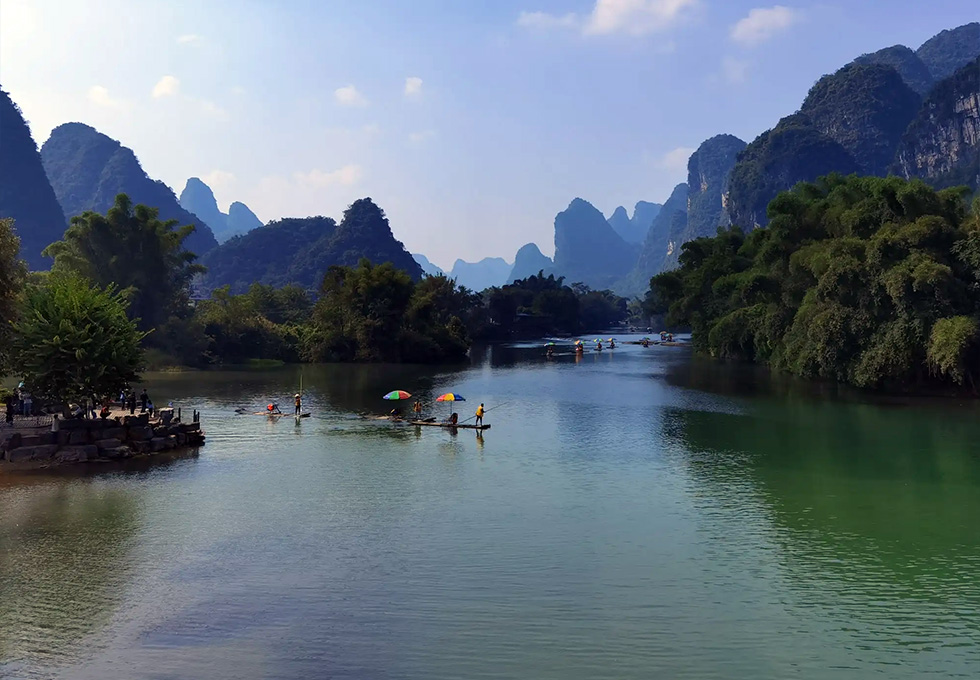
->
[408,420,491,431]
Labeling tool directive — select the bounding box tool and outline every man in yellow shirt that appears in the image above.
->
[475,403,485,427]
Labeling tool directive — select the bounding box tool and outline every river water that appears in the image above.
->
[1,337,979,679]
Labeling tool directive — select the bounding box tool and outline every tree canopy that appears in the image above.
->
[43,193,205,331]
[648,174,980,392]
[9,274,146,403]
[0,218,28,375]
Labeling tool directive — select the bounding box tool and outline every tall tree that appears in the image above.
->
[10,275,146,403]
[43,193,205,330]
[0,218,28,375]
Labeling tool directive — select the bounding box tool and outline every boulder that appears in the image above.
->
[19,435,41,447]
[68,429,89,445]
[164,435,177,450]
[56,445,97,463]
[102,446,131,460]
[56,430,70,446]
[101,427,126,441]
[95,438,122,451]
[6,445,59,462]
[177,433,187,445]
[128,426,153,441]
[150,437,168,452]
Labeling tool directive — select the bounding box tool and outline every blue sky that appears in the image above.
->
[1,1,977,269]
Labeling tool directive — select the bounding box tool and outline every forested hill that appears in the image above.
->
[649,174,980,394]
[201,198,422,293]
[0,89,68,270]
[552,198,637,290]
[40,123,218,257]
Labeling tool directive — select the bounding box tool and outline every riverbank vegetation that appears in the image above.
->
[647,174,980,393]
[0,195,629,380]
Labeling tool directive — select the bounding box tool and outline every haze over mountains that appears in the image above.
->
[0,22,977,299]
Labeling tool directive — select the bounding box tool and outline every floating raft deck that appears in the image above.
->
[408,421,491,431]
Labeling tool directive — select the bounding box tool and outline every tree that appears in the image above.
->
[9,275,146,404]
[43,193,205,331]
[650,174,980,393]
[0,218,27,375]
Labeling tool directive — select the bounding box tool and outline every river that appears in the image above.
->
[2,337,979,679]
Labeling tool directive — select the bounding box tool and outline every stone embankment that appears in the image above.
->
[1,413,205,467]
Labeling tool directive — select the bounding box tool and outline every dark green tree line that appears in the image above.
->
[648,174,980,392]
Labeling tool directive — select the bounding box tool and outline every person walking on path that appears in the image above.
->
[140,389,149,413]
[127,391,137,415]
[21,391,32,417]
[294,393,302,416]
[4,395,14,426]
[475,403,485,428]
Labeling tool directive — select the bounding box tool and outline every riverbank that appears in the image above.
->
[0,412,205,471]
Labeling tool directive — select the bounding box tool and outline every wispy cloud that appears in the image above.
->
[176,34,202,45]
[517,0,698,37]
[404,77,423,97]
[87,85,129,111]
[293,165,364,188]
[516,10,578,30]
[659,146,695,174]
[730,6,801,47]
[721,56,749,83]
[408,130,436,145]
[200,100,228,121]
[334,85,368,107]
[202,170,236,191]
[152,75,180,98]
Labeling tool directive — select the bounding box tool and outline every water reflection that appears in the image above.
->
[665,403,980,662]
[0,481,141,673]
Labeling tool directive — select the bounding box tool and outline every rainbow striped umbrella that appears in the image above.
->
[383,390,412,400]
[436,392,465,414]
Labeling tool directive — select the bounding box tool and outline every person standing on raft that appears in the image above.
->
[475,403,485,427]
[294,393,302,416]
[413,400,423,418]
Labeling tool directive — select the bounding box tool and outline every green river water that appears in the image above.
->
[1,337,978,679]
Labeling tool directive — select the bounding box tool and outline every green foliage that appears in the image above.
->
[0,218,28,375]
[201,198,423,293]
[43,193,205,332]
[304,260,473,363]
[39,122,218,256]
[651,174,980,393]
[914,22,980,81]
[9,274,146,403]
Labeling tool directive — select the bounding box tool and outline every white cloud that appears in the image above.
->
[176,34,202,45]
[517,0,697,36]
[584,0,698,36]
[659,146,695,174]
[404,76,423,97]
[152,75,180,98]
[230,86,247,96]
[202,170,236,191]
[293,165,364,188]
[516,10,579,30]
[408,130,436,145]
[334,85,368,107]
[721,56,749,84]
[87,85,128,110]
[362,123,381,136]
[730,6,800,47]
[200,100,228,121]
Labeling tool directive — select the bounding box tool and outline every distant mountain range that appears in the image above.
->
[1,23,976,297]
[179,178,263,243]
[412,253,445,277]
[449,257,512,291]
[40,123,219,258]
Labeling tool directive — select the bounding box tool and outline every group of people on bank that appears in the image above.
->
[3,386,157,427]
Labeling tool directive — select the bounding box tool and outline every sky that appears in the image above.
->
[1,0,977,270]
